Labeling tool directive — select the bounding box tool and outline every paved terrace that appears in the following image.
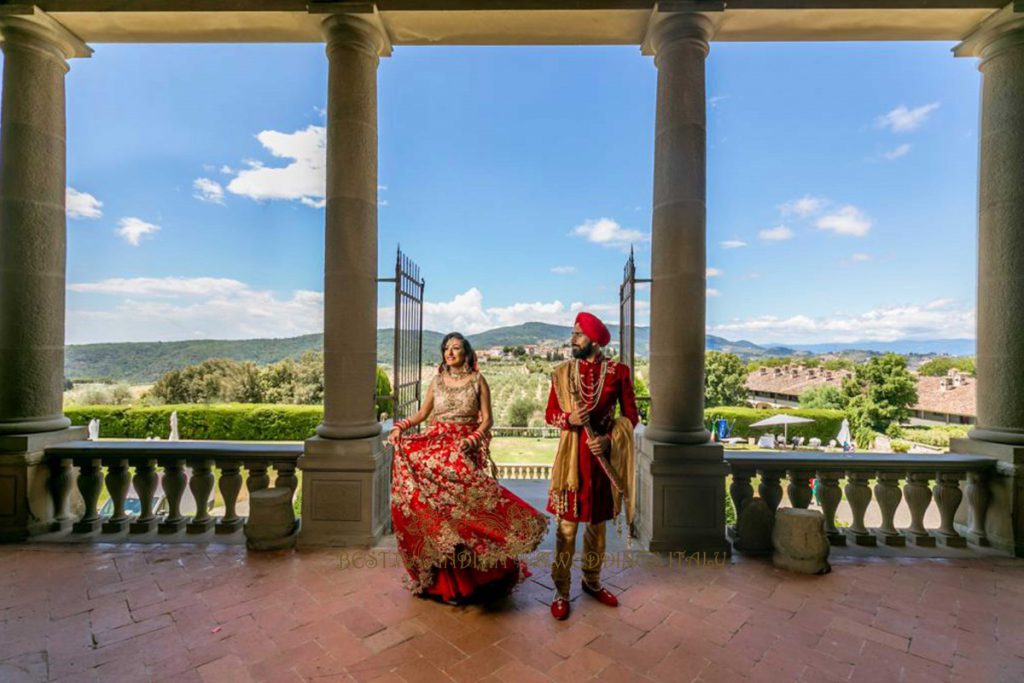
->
[3,542,1024,683]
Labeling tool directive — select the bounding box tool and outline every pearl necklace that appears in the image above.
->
[573,358,607,411]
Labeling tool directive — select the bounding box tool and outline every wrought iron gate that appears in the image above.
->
[378,247,425,421]
[619,246,650,380]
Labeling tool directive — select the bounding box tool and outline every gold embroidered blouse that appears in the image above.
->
[429,372,482,425]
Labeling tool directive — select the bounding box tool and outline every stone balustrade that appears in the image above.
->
[40,440,302,540]
[725,452,997,550]
[495,463,553,481]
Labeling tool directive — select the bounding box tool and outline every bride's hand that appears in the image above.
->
[387,428,402,446]
[458,438,473,453]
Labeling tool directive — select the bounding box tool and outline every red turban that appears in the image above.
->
[575,311,610,347]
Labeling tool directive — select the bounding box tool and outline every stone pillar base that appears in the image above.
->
[297,434,391,548]
[873,531,905,547]
[950,437,1024,557]
[635,429,730,555]
[0,427,86,542]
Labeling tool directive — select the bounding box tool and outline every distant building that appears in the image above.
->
[744,365,975,427]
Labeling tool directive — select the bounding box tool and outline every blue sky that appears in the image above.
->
[1,40,981,345]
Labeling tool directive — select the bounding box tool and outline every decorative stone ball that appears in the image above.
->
[245,487,297,550]
[734,497,774,554]
[772,507,831,575]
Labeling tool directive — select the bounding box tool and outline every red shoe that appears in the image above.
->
[582,581,619,607]
[550,596,570,620]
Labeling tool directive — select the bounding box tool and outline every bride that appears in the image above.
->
[388,332,547,603]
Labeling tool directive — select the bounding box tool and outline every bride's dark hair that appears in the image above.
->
[438,332,478,373]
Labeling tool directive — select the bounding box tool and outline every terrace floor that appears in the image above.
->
[4,481,1024,683]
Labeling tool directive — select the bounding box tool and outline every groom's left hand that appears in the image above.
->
[587,435,610,457]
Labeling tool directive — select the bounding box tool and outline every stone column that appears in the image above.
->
[0,10,89,542]
[635,12,729,555]
[951,7,1024,558]
[299,11,392,547]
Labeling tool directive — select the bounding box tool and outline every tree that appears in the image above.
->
[798,384,847,410]
[375,366,393,420]
[705,351,749,408]
[842,353,918,447]
[917,356,975,377]
[507,397,539,427]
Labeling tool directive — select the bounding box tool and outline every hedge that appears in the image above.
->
[704,407,846,443]
[65,404,322,441]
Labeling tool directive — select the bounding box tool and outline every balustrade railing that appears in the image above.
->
[495,462,553,480]
[42,441,301,541]
[725,452,996,549]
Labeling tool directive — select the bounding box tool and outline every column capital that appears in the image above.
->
[0,6,91,61]
[641,7,721,60]
[953,4,1024,62]
[316,6,392,58]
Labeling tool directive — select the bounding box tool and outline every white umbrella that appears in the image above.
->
[836,418,851,446]
[749,414,815,441]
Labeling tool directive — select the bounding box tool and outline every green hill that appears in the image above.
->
[65,324,795,384]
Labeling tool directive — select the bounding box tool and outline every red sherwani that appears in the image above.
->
[545,358,639,523]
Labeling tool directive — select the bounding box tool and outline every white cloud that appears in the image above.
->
[708,301,974,344]
[720,240,747,249]
[759,225,794,241]
[551,266,576,275]
[706,267,722,277]
[816,206,872,237]
[706,288,721,297]
[219,165,234,175]
[709,95,728,108]
[193,177,225,205]
[572,218,647,249]
[378,287,647,336]
[66,188,103,219]
[115,217,160,246]
[882,143,911,160]
[779,195,827,217]
[66,278,324,344]
[876,102,940,133]
[69,277,250,298]
[850,253,871,262]
[225,125,326,208]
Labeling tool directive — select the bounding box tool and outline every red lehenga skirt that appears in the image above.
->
[391,421,548,602]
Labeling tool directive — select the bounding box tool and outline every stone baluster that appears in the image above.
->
[728,468,754,540]
[873,472,905,546]
[275,460,298,494]
[786,470,813,509]
[130,458,159,533]
[729,468,754,513]
[844,471,876,546]
[247,461,270,493]
[758,470,783,513]
[216,461,244,534]
[72,457,102,533]
[903,472,935,546]
[49,457,75,532]
[816,471,845,545]
[101,457,131,533]
[186,458,215,533]
[965,470,991,546]
[933,471,967,548]
[158,458,188,534]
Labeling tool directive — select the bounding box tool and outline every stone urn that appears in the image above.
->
[244,487,299,551]
[772,508,831,575]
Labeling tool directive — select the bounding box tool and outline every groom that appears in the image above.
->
[545,311,639,620]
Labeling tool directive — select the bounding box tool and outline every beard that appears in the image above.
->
[571,341,595,359]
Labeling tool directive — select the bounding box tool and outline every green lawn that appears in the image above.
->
[490,437,557,464]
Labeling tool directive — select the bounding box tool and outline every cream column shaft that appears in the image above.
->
[645,13,713,445]
[0,18,76,435]
[968,17,1024,446]
[316,14,387,441]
